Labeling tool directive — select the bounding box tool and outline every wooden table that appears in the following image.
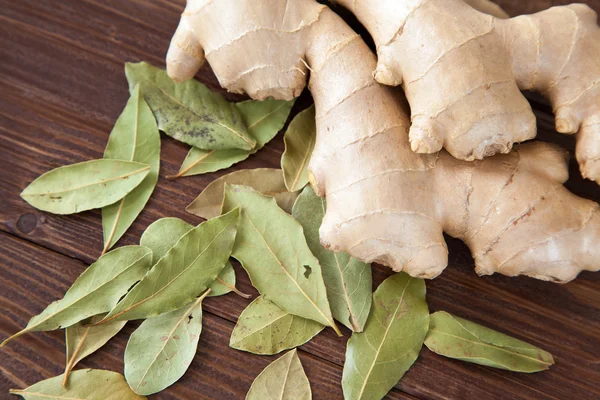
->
[1,1,599,399]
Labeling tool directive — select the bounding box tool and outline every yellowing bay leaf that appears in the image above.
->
[230,295,324,355]
[174,98,294,177]
[425,311,554,372]
[20,159,150,215]
[63,315,127,385]
[1,246,152,347]
[342,273,429,400]
[222,185,340,335]
[126,62,255,151]
[246,349,311,400]
[187,168,299,219]
[124,291,210,395]
[10,369,145,400]
[292,186,372,332]
[102,85,161,253]
[101,209,239,324]
[281,106,316,192]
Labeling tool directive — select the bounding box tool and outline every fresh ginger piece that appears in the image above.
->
[332,0,600,183]
[166,0,600,282]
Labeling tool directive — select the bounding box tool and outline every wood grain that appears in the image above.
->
[1,0,599,399]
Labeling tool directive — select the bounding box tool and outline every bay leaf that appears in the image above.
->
[342,273,429,400]
[102,85,161,253]
[230,295,324,355]
[124,290,210,395]
[292,186,372,332]
[186,168,299,219]
[246,349,311,400]
[173,98,294,177]
[63,315,127,385]
[100,209,239,324]
[20,159,150,215]
[125,62,255,151]
[1,246,152,347]
[425,311,554,372]
[10,369,145,400]
[222,184,340,335]
[139,217,244,297]
[281,106,316,192]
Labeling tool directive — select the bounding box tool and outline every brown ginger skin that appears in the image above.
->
[332,0,600,184]
[167,0,600,282]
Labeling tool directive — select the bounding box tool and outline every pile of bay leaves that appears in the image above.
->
[4,62,555,400]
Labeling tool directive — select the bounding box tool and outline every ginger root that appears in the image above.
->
[166,0,600,282]
[331,0,600,184]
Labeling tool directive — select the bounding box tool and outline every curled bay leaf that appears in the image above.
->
[126,62,255,151]
[124,290,210,395]
[246,349,311,400]
[1,246,152,347]
[174,98,294,177]
[222,184,340,336]
[139,217,244,297]
[63,315,127,385]
[10,369,145,400]
[342,273,429,400]
[425,311,554,372]
[292,186,372,332]
[102,84,161,253]
[230,295,324,355]
[100,209,239,324]
[281,106,316,192]
[186,168,299,219]
[20,159,150,215]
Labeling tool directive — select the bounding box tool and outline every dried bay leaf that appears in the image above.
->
[174,98,294,177]
[246,349,311,400]
[187,168,299,219]
[425,311,554,372]
[102,85,161,253]
[231,295,324,355]
[1,246,152,347]
[281,106,316,192]
[124,291,210,395]
[139,217,244,297]
[101,209,239,324]
[10,369,145,400]
[292,186,372,332]
[20,159,150,215]
[342,273,429,400]
[63,315,127,385]
[126,62,255,151]
[222,184,340,336]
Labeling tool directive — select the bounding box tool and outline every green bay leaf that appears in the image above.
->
[20,159,150,215]
[102,85,161,253]
[425,311,554,372]
[281,106,316,192]
[186,168,298,219]
[101,209,239,324]
[126,62,255,151]
[246,349,311,400]
[124,291,210,395]
[64,314,127,385]
[1,246,152,347]
[342,273,429,400]
[231,295,324,355]
[222,184,340,335]
[139,217,242,297]
[174,98,294,177]
[292,186,372,332]
[10,369,145,400]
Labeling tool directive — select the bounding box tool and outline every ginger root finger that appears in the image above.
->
[168,0,600,282]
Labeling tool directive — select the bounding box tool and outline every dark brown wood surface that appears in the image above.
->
[1,1,599,399]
